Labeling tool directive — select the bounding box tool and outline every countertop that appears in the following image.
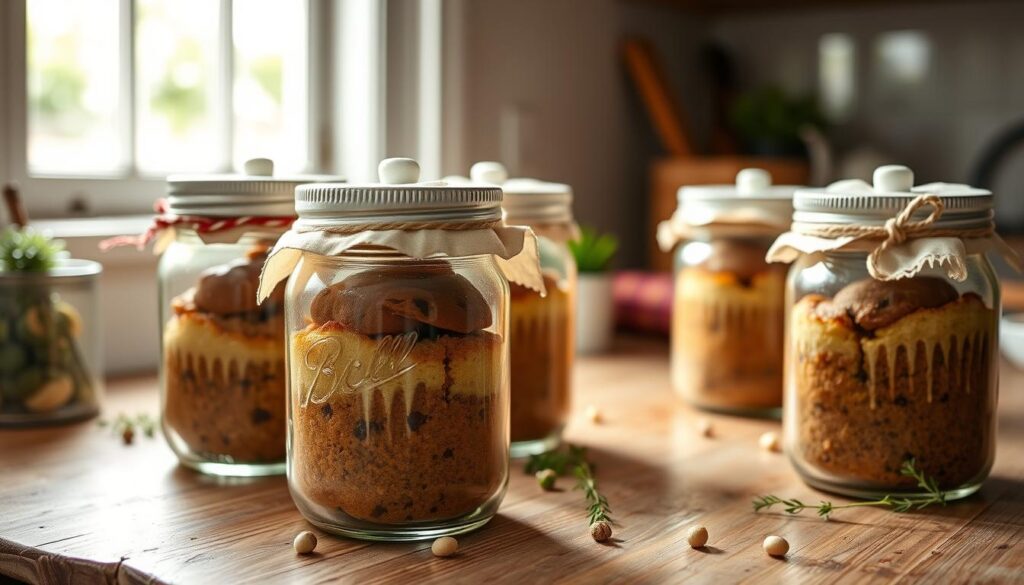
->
[2,338,1023,584]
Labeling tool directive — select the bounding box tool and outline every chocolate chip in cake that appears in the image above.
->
[354,420,368,440]
[239,377,253,390]
[321,403,333,419]
[251,407,272,425]
[442,447,454,459]
[412,298,430,316]
[407,410,429,432]
[371,504,388,518]
[894,395,908,407]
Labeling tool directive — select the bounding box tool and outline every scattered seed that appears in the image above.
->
[585,405,603,424]
[591,520,613,543]
[759,431,781,453]
[432,536,459,557]
[536,468,557,491]
[686,525,708,548]
[763,535,789,557]
[293,531,317,554]
[697,418,714,438]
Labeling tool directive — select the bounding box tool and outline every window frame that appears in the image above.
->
[2,0,454,220]
[3,0,327,218]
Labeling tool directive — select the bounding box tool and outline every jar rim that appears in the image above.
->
[0,258,102,282]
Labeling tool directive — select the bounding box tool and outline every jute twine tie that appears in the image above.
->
[795,194,993,279]
[296,218,501,234]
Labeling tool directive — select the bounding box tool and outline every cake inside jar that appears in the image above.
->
[290,263,505,525]
[672,239,787,410]
[791,276,996,489]
[509,273,571,444]
[163,247,287,464]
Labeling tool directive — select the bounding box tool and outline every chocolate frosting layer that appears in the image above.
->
[819,276,959,331]
[193,248,284,316]
[310,263,492,335]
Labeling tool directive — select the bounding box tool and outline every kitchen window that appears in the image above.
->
[2,0,449,220]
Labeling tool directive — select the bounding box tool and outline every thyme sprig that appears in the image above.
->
[526,444,613,526]
[753,459,948,520]
[99,413,157,444]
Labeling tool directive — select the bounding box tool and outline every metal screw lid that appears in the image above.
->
[676,168,798,226]
[469,161,574,225]
[793,165,993,230]
[166,158,342,217]
[295,158,503,228]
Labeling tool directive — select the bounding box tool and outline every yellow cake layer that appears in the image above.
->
[291,326,501,407]
[164,312,282,369]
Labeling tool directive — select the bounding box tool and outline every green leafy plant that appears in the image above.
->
[526,444,613,526]
[753,459,948,520]
[730,87,823,155]
[0,228,66,272]
[568,227,618,273]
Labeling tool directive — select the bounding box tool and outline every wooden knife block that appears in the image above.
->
[648,156,810,271]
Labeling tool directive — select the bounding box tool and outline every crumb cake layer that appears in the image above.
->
[672,267,785,410]
[509,276,571,442]
[291,326,505,523]
[791,283,996,489]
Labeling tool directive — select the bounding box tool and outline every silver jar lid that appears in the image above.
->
[166,158,342,217]
[793,165,993,230]
[295,158,503,228]
[470,161,574,225]
[676,168,797,226]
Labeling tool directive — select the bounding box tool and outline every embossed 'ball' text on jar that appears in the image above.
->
[470,161,578,457]
[157,159,339,477]
[659,169,797,417]
[262,158,541,541]
[768,165,1016,500]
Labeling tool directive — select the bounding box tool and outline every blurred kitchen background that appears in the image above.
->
[3,0,1024,373]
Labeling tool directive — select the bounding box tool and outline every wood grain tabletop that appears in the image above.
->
[2,337,1023,585]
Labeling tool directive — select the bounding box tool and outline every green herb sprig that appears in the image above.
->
[0,228,66,272]
[753,459,947,520]
[526,444,613,526]
[99,413,158,444]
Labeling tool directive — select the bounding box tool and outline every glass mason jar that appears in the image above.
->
[159,229,289,476]
[157,159,337,477]
[673,233,788,415]
[283,158,516,540]
[471,164,578,457]
[780,166,1001,500]
[665,169,796,417]
[286,253,509,541]
[0,259,103,426]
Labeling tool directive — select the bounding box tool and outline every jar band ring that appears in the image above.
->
[297,219,502,234]
[792,194,994,280]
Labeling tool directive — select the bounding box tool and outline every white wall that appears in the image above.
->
[450,0,708,267]
[710,0,1024,226]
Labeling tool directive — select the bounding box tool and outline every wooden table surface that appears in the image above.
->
[2,337,1023,585]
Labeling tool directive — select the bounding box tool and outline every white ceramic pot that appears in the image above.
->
[576,272,614,354]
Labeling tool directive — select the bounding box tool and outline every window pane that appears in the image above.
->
[27,0,121,175]
[135,0,221,173]
[819,33,856,122]
[233,0,309,173]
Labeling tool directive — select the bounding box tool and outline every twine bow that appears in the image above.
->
[795,194,993,280]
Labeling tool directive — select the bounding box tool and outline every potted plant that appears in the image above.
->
[0,189,103,425]
[568,226,618,354]
[730,86,824,158]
